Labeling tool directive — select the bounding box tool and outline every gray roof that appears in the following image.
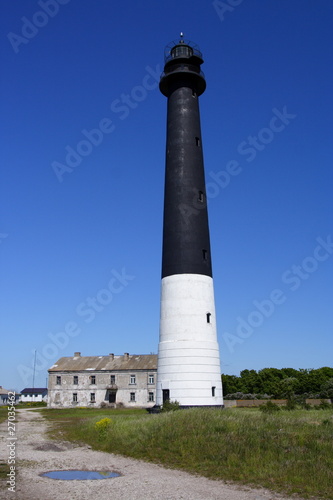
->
[48,353,157,372]
[21,388,47,394]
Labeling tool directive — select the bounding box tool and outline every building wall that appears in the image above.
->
[48,370,156,408]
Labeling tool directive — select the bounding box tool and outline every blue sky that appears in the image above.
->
[1,0,332,391]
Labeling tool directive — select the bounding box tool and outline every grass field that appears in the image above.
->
[0,407,8,424]
[41,406,333,499]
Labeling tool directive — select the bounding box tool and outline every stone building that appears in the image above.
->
[48,352,157,408]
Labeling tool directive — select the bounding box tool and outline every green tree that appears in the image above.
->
[320,378,333,399]
[221,374,242,395]
[275,377,299,399]
[257,368,285,395]
[239,369,259,393]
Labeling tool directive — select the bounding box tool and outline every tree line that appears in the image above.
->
[222,367,333,399]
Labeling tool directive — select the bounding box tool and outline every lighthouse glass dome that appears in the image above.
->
[164,38,203,63]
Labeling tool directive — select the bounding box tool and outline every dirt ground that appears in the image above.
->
[0,408,307,500]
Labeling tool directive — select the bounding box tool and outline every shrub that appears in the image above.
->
[319,400,332,410]
[259,401,280,413]
[283,396,297,411]
[161,400,180,412]
[94,417,112,439]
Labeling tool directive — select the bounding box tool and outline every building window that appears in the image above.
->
[149,392,154,402]
[56,376,61,385]
[202,249,208,261]
[130,374,136,385]
[73,393,78,402]
[198,191,204,203]
[206,312,211,323]
[195,137,200,147]
[73,376,78,385]
[212,386,216,397]
[130,392,135,402]
[90,375,96,385]
[148,374,154,384]
[110,375,116,384]
[90,393,95,403]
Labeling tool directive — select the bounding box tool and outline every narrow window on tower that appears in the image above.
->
[195,137,201,147]
[212,386,216,397]
[198,191,204,203]
[202,249,208,261]
[206,312,211,323]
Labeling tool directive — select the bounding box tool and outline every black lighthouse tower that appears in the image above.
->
[156,35,223,407]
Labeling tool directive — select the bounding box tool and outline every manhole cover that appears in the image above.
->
[40,470,120,480]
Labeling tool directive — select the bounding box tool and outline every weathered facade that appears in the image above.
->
[48,352,157,408]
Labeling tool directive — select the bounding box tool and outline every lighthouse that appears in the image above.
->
[156,35,223,407]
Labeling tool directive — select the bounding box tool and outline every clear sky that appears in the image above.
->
[1,0,332,391]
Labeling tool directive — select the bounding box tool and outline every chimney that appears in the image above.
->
[74,352,81,357]
[109,353,114,360]
[124,352,129,360]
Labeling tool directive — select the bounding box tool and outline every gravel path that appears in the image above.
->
[0,409,307,500]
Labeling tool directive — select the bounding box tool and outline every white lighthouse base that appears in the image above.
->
[156,274,223,407]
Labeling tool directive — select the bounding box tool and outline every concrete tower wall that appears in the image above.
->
[157,274,223,406]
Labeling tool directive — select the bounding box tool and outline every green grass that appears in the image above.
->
[0,407,8,424]
[40,407,333,499]
[0,461,10,480]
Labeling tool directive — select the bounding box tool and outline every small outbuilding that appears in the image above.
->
[20,388,48,403]
[0,386,20,405]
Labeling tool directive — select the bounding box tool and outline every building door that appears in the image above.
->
[109,392,116,403]
[162,389,170,403]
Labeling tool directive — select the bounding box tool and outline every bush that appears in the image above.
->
[319,400,332,410]
[94,417,112,439]
[161,400,180,412]
[259,401,281,413]
[284,398,297,411]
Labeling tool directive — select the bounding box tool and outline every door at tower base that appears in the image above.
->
[156,274,223,407]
